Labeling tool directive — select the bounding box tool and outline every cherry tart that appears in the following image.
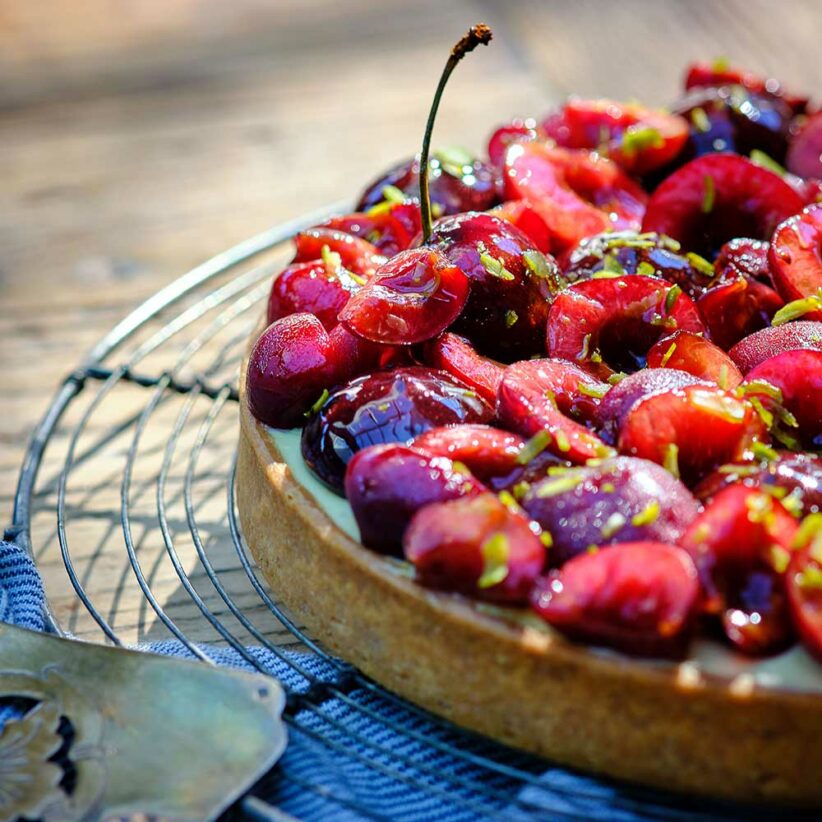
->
[239,28,822,806]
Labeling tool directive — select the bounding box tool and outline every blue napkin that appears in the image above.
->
[0,538,661,820]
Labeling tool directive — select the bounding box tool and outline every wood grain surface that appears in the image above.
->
[1,0,820,644]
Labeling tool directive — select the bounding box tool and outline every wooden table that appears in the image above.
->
[2,0,820,643]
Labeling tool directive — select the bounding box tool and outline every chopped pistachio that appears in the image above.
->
[478,532,510,589]
[621,126,663,157]
[577,381,609,399]
[701,174,716,214]
[690,107,711,133]
[751,441,779,463]
[516,430,552,465]
[665,284,683,313]
[750,149,787,177]
[663,443,680,479]
[555,430,571,453]
[632,500,661,526]
[686,251,715,277]
[659,341,677,367]
[636,261,657,277]
[540,531,554,548]
[305,388,330,417]
[772,290,822,326]
[505,309,519,328]
[535,473,585,498]
[512,480,531,501]
[601,512,627,539]
[479,251,516,281]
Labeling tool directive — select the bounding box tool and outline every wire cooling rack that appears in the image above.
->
[6,207,804,821]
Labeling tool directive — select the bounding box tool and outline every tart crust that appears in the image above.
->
[237,360,822,806]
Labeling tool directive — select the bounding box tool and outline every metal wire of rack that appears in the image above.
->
[6,207,802,822]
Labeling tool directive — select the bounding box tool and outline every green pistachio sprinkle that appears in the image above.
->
[602,253,625,275]
[686,251,715,277]
[516,430,552,465]
[701,174,716,214]
[478,532,510,589]
[305,388,330,417]
[621,126,663,157]
[690,107,711,134]
[663,443,680,478]
[555,430,571,453]
[505,309,519,328]
[750,149,787,177]
[320,244,343,272]
[636,261,656,277]
[665,284,683,313]
[772,290,822,326]
[577,381,609,399]
[751,441,779,463]
[659,341,677,367]
[535,473,585,498]
[632,500,661,526]
[601,512,627,539]
[479,252,516,281]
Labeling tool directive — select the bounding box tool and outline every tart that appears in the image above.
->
[237,29,822,805]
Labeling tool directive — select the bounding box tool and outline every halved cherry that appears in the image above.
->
[715,237,772,286]
[543,98,689,175]
[321,209,416,257]
[521,456,699,567]
[422,332,504,405]
[246,314,336,429]
[293,227,385,278]
[339,247,470,345]
[683,61,808,113]
[786,542,822,663]
[412,424,526,484]
[787,112,822,180]
[345,444,485,556]
[647,330,743,388]
[487,118,538,168]
[423,212,558,360]
[561,231,715,297]
[489,200,552,253]
[742,349,822,449]
[618,383,765,485]
[497,358,613,463]
[680,485,799,614]
[641,154,804,258]
[595,368,705,445]
[404,492,545,604]
[531,542,700,658]
[545,275,705,379]
[728,321,822,373]
[768,203,822,316]
[267,258,357,330]
[721,572,794,656]
[696,277,784,350]
[503,142,647,253]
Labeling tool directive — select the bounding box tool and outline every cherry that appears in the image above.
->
[721,572,794,656]
[246,313,337,429]
[497,358,613,463]
[489,200,552,253]
[545,275,705,378]
[422,332,504,406]
[787,112,822,180]
[411,424,526,484]
[561,231,715,297]
[345,443,485,556]
[786,543,822,663]
[339,247,469,345]
[423,212,559,360]
[541,98,689,174]
[404,493,546,603]
[487,118,538,168]
[301,366,493,493]
[321,206,418,257]
[742,349,822,449]
[503,141,647,253]
[694,452,822,517]
[595,368,704,445]
[696,277,784,350]
[768,203,822,315]
[531,542,700,658]
[267,258,357,330]
[641,154,804,259]
[293,227,385,278]
[618,383,765,485]
[521,456,700,567]
[728,321,822,373]
[647,330,743,388]
[715,237,773,286]
[683,61,808,114]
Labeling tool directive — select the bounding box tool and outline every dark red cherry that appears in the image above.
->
[293,227,385,278]
[503,142,647,253]
[618,383,765,485]
[489,200,552,253]
[742,349,822,449]
[531,542,700,658]
[647,331,743,388]
[411,424,525,484]
[497,358,613,463]
[642,154,804,259]
[561,231,715,297]
[542,98,689,174]
[680,484,799,616]
[321,207,418,257]
[345,443,485,556]
[696,277,784,350]
[729,321,822,373]
[595,368,704,445]
[246,314,337,429]
[768,204,822,314]
[545,275,705,378]
[786,544,822,663]
[356,152,500,216]
[715,237,773,286]
[423,332,504,405]
[694,452,822,517]
[267,259,356,330]
[787,112,822,180]
[423,212,558,360]
[339,247,470,345]
[301,366,493,493]
[405,492,546,603]
[521,457,699,568]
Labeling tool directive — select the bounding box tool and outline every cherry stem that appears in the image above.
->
[419,23,493,244]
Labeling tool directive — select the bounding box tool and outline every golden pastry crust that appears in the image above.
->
[237,359,822,807]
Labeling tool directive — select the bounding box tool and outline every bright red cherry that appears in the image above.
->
[768,204,822,316]
[786,544,822,663]
[293,227,385,278]
[321,205,419,257]
[489,200,552,253]
[729,321,822,373]
[423,332,504,405]
[647,330,743,388]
